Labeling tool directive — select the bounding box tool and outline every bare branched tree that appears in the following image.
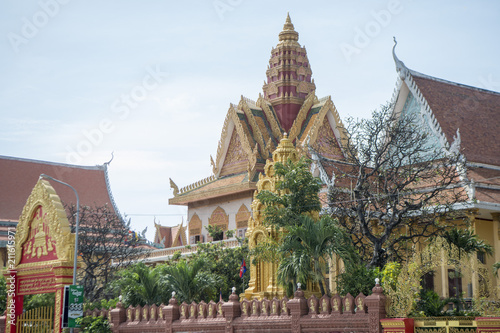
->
[66,204,151,302]
[313,103,467,268]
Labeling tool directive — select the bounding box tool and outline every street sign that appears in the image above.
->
[62,285,84,328]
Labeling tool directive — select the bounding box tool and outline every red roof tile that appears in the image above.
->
[412,73,500,166]
[0,156,118,222]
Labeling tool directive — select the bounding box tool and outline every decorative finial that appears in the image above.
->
[375,278,380,285]
[232,287,236,293]
[119,295,123,302]
[297,282,301,290]
[283,132,288,138]
[172,291,176,298]
[392,36,408,79]
[279,13,299,45]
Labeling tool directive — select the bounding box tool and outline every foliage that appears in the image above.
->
[109,262,167,308]
[380,262,401,291]
[205,224,224,241]
[494,262,500,277]
[191,240,249,300]
[257,156,322,228]
[280,215,359,295]
[85,297,119,311]
[385,260,422,318]
[253,156,358,296]
[442,228,493,259]
[471,297,500,317]
[413,290,449,317]
[66,204,151,302]
[316,102,465,268]
[337,264,379,296]
[24,292,55,311]
[159,259,218,303]
[442,228,493,303]
[76,315,112,333]
[0,276,6,313]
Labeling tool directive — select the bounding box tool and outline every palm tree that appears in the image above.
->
[160,259,217,303]
[280,215,358,295]
[113,262,166,307]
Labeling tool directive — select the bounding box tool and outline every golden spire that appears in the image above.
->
[278,12,299,46]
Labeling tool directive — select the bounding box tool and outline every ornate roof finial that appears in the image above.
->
[279,13,299,46]
[392,37,408,79]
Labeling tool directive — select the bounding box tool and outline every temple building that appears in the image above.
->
[152,220,187,249]
[169,14,347,244]
[0,155,149,267]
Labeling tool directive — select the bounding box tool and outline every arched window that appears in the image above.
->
[236,204,250,238]
[189,214,203,244]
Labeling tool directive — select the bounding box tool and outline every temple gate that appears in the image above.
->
[4,179,76,333]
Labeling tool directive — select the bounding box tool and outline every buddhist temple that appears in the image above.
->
[165,15,500,301]
[169,14,347,244]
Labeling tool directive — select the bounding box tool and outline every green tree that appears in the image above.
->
[280,215,358,295]
[192,240,249,300]
[110,262,167,307]
[337,264,379,296]
[160,259,218,304]
[257,156,322,228]
[253,156,358,296]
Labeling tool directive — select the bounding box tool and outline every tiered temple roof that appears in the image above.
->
[169,14,347,206]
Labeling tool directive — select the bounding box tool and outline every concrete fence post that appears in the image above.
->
[365,278,387,333]
[287,283,308,333]
[222,287,241,333]
[110,302,126,333]
[164,292,180,333]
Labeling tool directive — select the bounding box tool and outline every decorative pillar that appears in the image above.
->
[466,210,479,297]
[440,247,448,298]
[222,287,241,333]
[366,278,388,333]
[4,270,22,333]
[287,283,308,333]
[53,287,65,333]
[164,292,180,333]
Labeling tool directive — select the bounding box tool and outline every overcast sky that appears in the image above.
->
[1,0,499,241]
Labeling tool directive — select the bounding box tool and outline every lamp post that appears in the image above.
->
[40,174,79,332]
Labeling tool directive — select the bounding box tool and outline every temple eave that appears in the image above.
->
[169,182,257,206]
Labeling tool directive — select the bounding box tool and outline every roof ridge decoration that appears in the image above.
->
[239,97,267,159]
[392,37,409,80]
[301,97,332,145]
[288,90,316,142]
[257,94,282,139]
[213,103,255,177]
[176,175,217,196]
[392,38,458,154]
[311,152,334,188]
[102,162,123,222]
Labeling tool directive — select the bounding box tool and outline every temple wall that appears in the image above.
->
[187,197,252,243]
[38,285,387,333]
